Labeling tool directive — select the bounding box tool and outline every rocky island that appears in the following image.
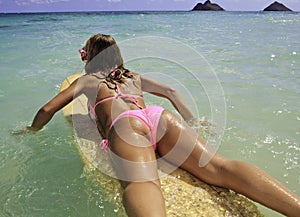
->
[192,0,224,11]
[263,1,292,11]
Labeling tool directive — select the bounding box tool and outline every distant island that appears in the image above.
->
[192,1,293,12]
[263,1,292,11]
[192,0,224,11]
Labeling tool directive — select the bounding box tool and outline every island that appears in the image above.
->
[263,1,292,11]
[192,0,225,11]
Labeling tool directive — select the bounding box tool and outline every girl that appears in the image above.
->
[24,34,300,217]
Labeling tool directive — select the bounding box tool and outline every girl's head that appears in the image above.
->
[83,34,124,74]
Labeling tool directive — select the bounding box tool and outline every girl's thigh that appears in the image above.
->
[109,118,160,184]
[157,111,223,182]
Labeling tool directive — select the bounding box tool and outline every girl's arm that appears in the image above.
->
[28,78,80,131]
[141,75,195,121]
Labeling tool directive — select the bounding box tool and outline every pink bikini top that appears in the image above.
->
[88,85,143,118]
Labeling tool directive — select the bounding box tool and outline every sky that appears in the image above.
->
[0,0,299,13]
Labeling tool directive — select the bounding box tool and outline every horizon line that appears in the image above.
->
[1,9,299,14]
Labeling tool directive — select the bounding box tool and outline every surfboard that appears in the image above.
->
[61,73,264,217]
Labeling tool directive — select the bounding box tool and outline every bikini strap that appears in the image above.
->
[115,85,143,109]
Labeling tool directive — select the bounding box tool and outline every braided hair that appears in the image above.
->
[104,66,133,90]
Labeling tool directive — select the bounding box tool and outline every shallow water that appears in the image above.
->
[0,11,299,216]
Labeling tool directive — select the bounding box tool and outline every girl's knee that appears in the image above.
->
[206,159,249,187]
[199,156,231,186]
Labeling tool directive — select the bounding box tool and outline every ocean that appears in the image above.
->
[0,11,299,217]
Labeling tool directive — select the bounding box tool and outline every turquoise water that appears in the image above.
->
[0,11,299,216]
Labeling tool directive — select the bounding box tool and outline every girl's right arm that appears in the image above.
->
[27,78,80,131]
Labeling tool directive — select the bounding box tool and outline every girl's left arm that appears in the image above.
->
[141,75,195,121]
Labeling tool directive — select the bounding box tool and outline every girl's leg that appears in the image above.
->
[157,111,300,217]
[109,118,167,217]
[122,181,166,217]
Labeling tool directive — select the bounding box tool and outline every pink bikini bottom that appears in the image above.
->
[100,106,164,152]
